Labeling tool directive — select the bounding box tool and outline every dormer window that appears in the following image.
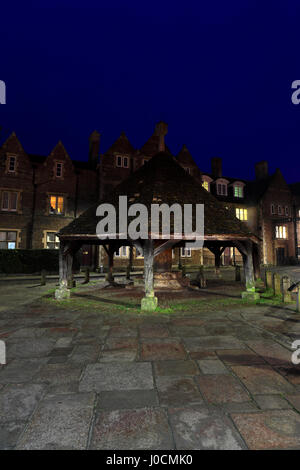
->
[216,179,228,196]
[234,183,244,198]
[116,155,129,168]
[278,205,282,215]
[55,162,63,178]
[7,155,16,173]
[202,175,212,192]
[184,167,191,174]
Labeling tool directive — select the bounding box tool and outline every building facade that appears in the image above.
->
[0,123,299,269]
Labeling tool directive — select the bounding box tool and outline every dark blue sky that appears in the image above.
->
[1,0,300,182]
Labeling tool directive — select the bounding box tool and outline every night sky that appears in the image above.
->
[1,0,300,182]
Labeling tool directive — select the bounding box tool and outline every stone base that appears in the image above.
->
[154,271,190,289]
[241,291,260,300]
[141,296,158,312]
[55,287,71,300]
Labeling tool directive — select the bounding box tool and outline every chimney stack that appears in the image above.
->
[211,157,222,178]
[255,161,268,180]
[88,130,100,168]
[154,121,168,152]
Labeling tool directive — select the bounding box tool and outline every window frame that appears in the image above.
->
[0,230,18,249]
[49,195,64,215]
[1,190,18,212]
[275,225,287,239]
[45,231,60,249]
[233,183,244,198]
[115,246,129,258]
[180,247,192,257]
[55,161,63,178]
[235,207,248,221]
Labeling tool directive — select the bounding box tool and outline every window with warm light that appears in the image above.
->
[275,225,287,239]
[202,181,209,191]
[50,196,64,214]
[2,191,18,211]
[236,208,248,221]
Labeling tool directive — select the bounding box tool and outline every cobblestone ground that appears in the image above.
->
[1,281,300,450]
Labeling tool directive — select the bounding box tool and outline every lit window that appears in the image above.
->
[271,204,275,215]
[217,183,227,196]
[2,191,18,211]
[180,247,191,257]
[202,181,209,191]
[8,156,16,172]
[275,225,287,239]
[234,185,243,198]
[0,231,17,249]
[55,162,63,177]
[50,196,64,214]
[46,232,60,249]
[236,208,248,221]
[115,246,128,258]
[278,205,282,215]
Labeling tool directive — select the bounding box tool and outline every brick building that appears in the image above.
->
[0,123,299,269]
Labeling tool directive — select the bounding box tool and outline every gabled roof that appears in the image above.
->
[59,151,258,242]
[177,145,198,167]
[139,134,171,157]
[105,131,135,155]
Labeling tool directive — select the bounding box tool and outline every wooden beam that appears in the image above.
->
[154,239,178,257]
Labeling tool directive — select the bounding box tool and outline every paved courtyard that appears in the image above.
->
[1,280,300,450]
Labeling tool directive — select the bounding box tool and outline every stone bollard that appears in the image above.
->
[41,269,46,286]
[273,273,281,296]
[83,267,90,284]
[265,270,273,289]
[282,276,292,303]
[235,265,241,282]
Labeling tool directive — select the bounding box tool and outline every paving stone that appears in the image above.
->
[285,394,300,411]
[48,347,73,357]
[45,382,79,396]
[275,365,300,385]
[47,356,68,364]
[231,410,300,450]
[9,328,46,339]
[139,325,169,338]
[0,383,46,422]
[7,338,56,358]
[35,364,83,385]
[17,392,95,450]
[154,360,198,377]
[0,420,27,449]
[169,326,207,337]
[232,365,295,395]
[169,406,246,450]
[109,326,138,338]
[55,337,73,348]
[247,340,292,366]
[79,362,153,392]
[216,349,266,365]
[69,344,101,365]
[91,408,173,449]
[140,339,186,361]
[212,402,258,414]
[156,376,203,406]
[183,336,246,352]
[198,359,229,375]
[99,349,137,362]
[196,374,250,404]
[0,358,48,384]
[189,351,217,360]
[97,390,159,410]
[254,394,292,410]
[104,337,138,351]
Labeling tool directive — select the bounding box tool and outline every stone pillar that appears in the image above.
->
[282,276,292,303]
[240,242,260,300]
[141,239,158,311]
[55,241,74,300]
[273,273,281,296]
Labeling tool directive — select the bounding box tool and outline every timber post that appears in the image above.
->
[55,240,80,300]
[141,239,158,312]
[235,265,241,282]
[235,240,260,300]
